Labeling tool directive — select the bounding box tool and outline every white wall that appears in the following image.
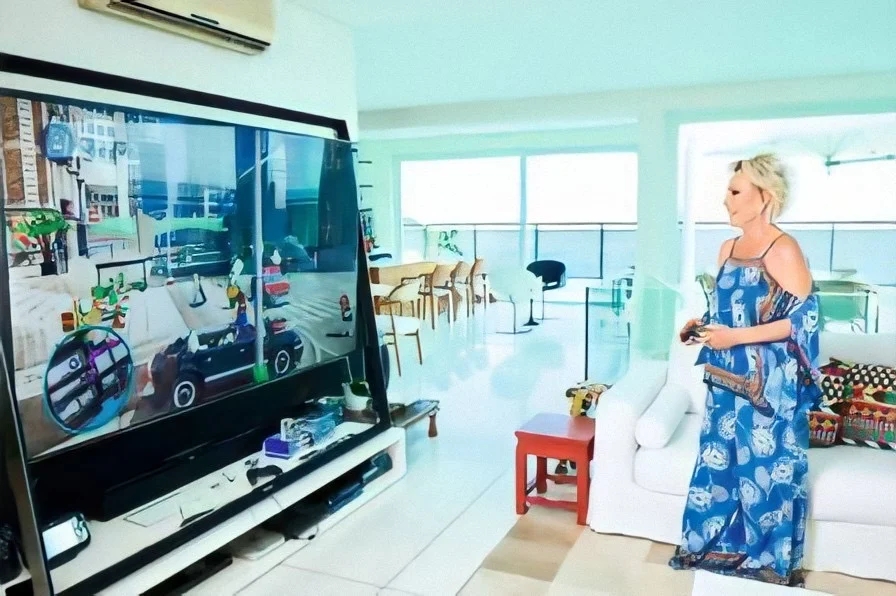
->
[0,0,358,138]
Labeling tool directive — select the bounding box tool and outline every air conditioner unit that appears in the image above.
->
[78,0,274,55]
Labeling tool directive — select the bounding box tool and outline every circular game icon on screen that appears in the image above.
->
[43,326,134,435]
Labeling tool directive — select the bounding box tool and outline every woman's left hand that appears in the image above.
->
[700,324,741,351]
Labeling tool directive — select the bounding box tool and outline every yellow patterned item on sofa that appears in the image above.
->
[565,382,611,416]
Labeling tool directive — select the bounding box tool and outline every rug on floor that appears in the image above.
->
[463,491,896,595]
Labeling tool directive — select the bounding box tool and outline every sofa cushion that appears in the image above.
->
[633,413,701,496]
[635,420,896,528]
[635,384,690,449]
[808,446,896,528]
[819,332,896,368]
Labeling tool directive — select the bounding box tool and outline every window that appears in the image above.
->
[691,154,896,223]
[526,152,638,223]
[400,157,521,225]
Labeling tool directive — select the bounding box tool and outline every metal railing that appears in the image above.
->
[402,221,896,285]
[403,222,637,280]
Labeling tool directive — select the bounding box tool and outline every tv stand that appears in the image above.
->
[70,427,405,595]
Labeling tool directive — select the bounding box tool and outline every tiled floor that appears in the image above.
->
[463,503,896,595]
[237,301,589,595]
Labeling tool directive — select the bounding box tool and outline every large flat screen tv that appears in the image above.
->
[0,54,389,595]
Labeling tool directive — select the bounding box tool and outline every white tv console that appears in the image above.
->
[0,425,406,595]
[111,426,406,596]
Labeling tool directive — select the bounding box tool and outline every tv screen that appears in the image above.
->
[1,88,361,461]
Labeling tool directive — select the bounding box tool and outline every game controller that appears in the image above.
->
[680,324,707,343]
[246,464,283,486]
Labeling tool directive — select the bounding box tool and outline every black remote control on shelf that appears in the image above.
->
[246,464,283,486]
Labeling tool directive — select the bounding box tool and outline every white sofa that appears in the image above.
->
[588,331,896,582]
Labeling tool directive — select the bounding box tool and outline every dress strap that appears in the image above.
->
[758,233,786,259]
[728,237,739,258]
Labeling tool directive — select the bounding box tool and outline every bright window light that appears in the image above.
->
[526,152,638,224]
[400,157,521,225]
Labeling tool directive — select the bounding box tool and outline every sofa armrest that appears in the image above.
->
[594,360,668,451]
[634,383,690,449]
[588,359,669,531]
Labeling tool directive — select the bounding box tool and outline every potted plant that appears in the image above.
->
[11,208,69,276]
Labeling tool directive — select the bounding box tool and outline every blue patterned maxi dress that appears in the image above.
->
[669,240,822,587]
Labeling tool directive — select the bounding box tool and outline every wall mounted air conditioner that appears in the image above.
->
[78,0,275,55]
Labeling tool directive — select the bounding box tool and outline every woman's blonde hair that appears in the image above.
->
[731,153,790,221]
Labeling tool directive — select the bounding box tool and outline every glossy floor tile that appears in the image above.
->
[238,565,378,595]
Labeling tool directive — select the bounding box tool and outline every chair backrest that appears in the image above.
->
[431,263,455,287]
[370,261,437,285]
[387,278,423,303]
[489,267,539,300]
[453,261,472,283]
[526,260,566,286]
[470,257,486,279]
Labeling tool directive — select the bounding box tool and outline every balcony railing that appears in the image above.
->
[402,221,896,286]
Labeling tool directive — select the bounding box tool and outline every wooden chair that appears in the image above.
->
[375,279,424,376]
[451,261,473,318]
[419,263,456,329]
[469,257,488,314]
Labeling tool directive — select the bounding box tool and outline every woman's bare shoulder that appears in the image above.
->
[717,237,736,268]
[764,234,812,298]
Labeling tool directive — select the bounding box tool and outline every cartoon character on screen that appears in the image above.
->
[225,258,249,327]
[227,282,249,326]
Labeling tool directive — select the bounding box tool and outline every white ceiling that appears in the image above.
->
[293,0,896,112]
[684,113,896,161]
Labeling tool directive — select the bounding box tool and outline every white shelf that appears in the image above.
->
[85,426,406,595]
[38,422,400,594]
[185,434,406,595]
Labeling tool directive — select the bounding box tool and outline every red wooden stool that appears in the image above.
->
[515,413,595,525]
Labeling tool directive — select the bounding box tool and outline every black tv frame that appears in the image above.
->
[0,53,390,596]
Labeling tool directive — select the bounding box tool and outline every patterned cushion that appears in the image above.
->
[565,382,611,416]
[819,361,896,450]
[816,358,856,408]
[840,399,896,450]
[844,363,896,402]
[811,360,896,449]
[807,410,841,447]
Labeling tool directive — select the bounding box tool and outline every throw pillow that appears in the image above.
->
[807,410,841,448]
[844,363,896,403]
[565,382,611,417]
[817,358,856,409]
[635,383,690,449]
[839,399,896,449]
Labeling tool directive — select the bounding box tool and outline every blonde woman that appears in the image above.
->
[669,154,822,587]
